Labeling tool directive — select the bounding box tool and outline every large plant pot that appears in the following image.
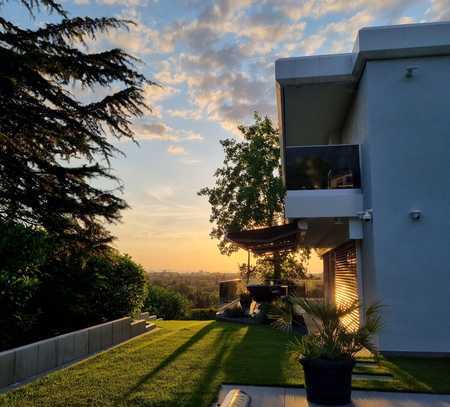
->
[300,358,355,405]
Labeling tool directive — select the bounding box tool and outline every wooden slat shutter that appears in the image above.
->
[334,241,359,330]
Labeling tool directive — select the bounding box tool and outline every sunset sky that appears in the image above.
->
[4,0,448,273]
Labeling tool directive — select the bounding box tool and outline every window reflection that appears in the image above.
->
[285,145,361,190]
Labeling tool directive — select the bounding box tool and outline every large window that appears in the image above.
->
[285,144,361,190]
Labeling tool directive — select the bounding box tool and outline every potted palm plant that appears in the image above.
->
[273,298,382,405]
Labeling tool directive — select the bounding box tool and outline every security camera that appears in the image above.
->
[361,212,372,222]
[357,210,373,222]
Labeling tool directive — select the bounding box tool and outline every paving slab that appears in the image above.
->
[215,385,450,407]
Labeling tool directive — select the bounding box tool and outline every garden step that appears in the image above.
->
[352,373,394,382]
[355,357,377,364]
[139,312,150,320]
[354,363,390,375]
[145,322,156,332]
[130,320,147,337]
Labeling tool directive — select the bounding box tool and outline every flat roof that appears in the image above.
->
[276,21,450,85]
[276,21,450,147]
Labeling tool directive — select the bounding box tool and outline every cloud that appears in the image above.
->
[321,11,375,53]
[184,131,203,141]
[82,0,425,138]
[179,158,201,165]
[395,16,416,24]
[167,109,202,120]
[167,145,188,156]
[426,0,450,21]
[81,7,173,56]
[276,0,421,21]
[144,185,176,203]
[145,0,419,135]
[135,123,178,141]
[133,122,203,143]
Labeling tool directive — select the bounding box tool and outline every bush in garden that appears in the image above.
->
[0,222,52,350]
[144,285,190,320]
[0,223,147,350]
[189,307,218,320]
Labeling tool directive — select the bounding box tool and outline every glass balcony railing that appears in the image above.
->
[285,144,361,190]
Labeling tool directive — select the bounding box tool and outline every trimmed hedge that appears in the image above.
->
[188,307,218,320]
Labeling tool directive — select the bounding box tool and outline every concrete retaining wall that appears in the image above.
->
[0,316,143,389]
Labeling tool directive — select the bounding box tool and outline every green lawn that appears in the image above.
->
[1,321,449,407]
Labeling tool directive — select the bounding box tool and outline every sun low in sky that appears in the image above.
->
[3,0,447,273]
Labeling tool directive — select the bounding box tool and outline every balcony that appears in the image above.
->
[284,144,363,219]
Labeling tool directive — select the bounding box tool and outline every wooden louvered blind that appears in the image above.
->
[334,241,360,331]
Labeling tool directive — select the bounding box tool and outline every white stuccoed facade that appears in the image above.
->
[276,21,450,355]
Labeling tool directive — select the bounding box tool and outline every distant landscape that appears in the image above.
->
[146,270,323,311]
[146,271,239,309]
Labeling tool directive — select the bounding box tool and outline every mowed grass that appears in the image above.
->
[0,321,303,407]
[1,321,449,407]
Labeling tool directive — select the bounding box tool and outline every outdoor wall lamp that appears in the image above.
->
[409,210,422,220]
[405,66,419,78]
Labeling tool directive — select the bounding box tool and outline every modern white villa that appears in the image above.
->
[276,21,450,356]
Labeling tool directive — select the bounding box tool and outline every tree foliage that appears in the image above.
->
[240,250,309,283]
[0,0,154,253]
[0,222,52,349]
[0,1,152,349]
[0,223,147,350]
[144,285,190,320]
[199,113,309,281]
[274,298,383,359]
[198,113,284,256]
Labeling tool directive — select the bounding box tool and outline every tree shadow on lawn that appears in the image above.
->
[185,323,243,407]
[187,322,300,407]
[382,357,450,393]
[119,321,218,401]
[221,323,302,387]
[118,321,299,407]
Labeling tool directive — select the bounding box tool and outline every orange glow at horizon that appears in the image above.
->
[111,220,323,274]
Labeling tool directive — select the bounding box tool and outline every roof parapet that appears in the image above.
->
[277,21,450,86]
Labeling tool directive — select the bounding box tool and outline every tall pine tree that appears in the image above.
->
[0,0,155,254]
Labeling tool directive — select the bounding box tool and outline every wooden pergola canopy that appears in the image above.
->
[226,223,299,255]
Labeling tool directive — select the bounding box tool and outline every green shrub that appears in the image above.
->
[0,222,52,350]
[189,307,218,320]
[0,222,147,350]
[144,285,190,320]
[38,249,147,336]
[87,251,147,320]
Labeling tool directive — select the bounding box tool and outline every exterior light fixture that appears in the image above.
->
[409,210,422,220]
[405,66,419,78]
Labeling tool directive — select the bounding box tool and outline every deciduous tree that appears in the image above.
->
[199,113,309,281]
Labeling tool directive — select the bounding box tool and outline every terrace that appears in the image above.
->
[1,320,449,407]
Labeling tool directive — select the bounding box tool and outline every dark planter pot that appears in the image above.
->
[300,358,355,405]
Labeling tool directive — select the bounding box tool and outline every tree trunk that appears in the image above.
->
[246,250,251,284]
[273,251,282,283]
